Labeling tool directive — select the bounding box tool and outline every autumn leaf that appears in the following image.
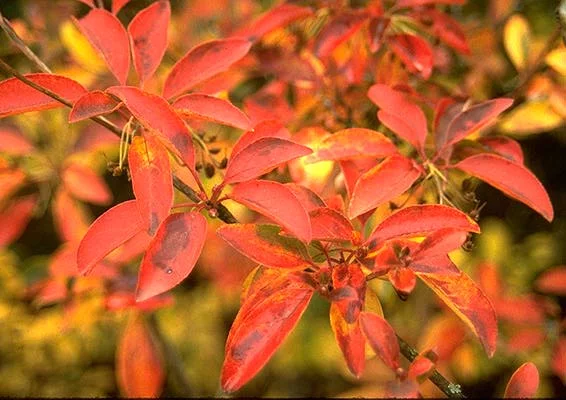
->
[314,11,368,58]
[61,163,112,205]
[0,195,37,246]
[217,224,310,269]
[116,314,165,397]
[309,207,354,242]
[0,74,87,118]
[360,311,401,371]
[229,180,311,243]
[136,211,207,301]
[128,134,174,235]
[163,38,252,99]
[107,86,195,169]
[73,9,130,84]
[504,362,539,398]
[348,155,422,219]
[77,200,144,275]
[221,274,313,392]
[330,303,366,378]
[128,0,170,84]
[504,14,531,71]
[454,153,554,221]
[68,91,121,123]
[389,34,433,79]
[173,93,252,130]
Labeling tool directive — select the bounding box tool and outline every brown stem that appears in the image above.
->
[397,335,466,398]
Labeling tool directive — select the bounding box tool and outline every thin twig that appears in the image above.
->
[0,12,52,73]
[397,335,466,398]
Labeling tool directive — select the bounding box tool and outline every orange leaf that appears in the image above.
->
[360,311,401,371]
[0,195,37,246]
[173,93,251,130]
[128,135,174,235]
[309,207,354,242]
[217,224,310,269]
[68,90,121,123]
[116,314,165,397]
[504,362,539,398]
[330,303,366,378]
[62,163,112,205]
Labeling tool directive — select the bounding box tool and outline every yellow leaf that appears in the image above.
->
[500,100,564,135]
[545,47,566,75]
[503,14,531,71]
[59,21,106,74]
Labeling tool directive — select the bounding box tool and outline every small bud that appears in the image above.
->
[208,208,218,218]
[205,162,215,178]
[195,162,203,171]
[218,157,228,169]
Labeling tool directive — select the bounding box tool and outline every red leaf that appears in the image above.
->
[0,127,34,154]
[221,274,313,392]
[314,11,368,58]
[116,314,165,397]
[439,98,513,149]
[223,137,312,185]
[534,266,566,295]
[73,9,130,84]
[389,34,433,79]
[309,207,354,242]
[77,200,144,275]
[230,180,311,243]
[52,188,91,242]
[330,303,366,378]
[417,271,498,357]
[412,228,468,261]
[348,155,421,219]
[0,74,87,118]
[62,163,112,205]
[68,91,121,123]
[504,362,539,398]
[107,86,195,169]
[425,9,470,54]
[331,263,366,323]
[360,311,401,371]
[408,355,436,383]
[365,205,480,246]
[136,211,207,301]
[306,128,397,163]
[232,3,313,42]
[75,0,95,7]
[454,153,553,222]
[217,224,310,269]
[284,183,326,212]
[112,0,131,14]
[128,134,174,235]
[128,0,170,84]
[368,84,427,151]
[0,195,36,246]
[173,93,251,130]
[231,120,290,160]
[477,136,524,164]
[163,38,251,99]
[339,157,376,198]
[397,0,465,7]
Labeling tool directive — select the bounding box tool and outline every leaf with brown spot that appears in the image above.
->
[504,362,539,398]
[477,136,524,164]
[284,183,326,212]
[223,137,312,185]
[416,270,498,357]
[365,205,480,246]
[73,9,130,84]
[136,211,207,301]
[454,153,553,222]
[348,155,421,219]
[77,200,144,275]
[107,86,195,169]
[217,224,310,269]
[331,264,366,324]
[221,274,313,392]
[128,135,173,235]
[69,91,121,123]
[116,314,165,397]
[163,38,251,99]
[360,311,401,371]
[0,74,87,118]
[173,93,251,130]
[305,128,397,163]
[230,180,311,243]
[330,303,366,378]
[128,0,170,84]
